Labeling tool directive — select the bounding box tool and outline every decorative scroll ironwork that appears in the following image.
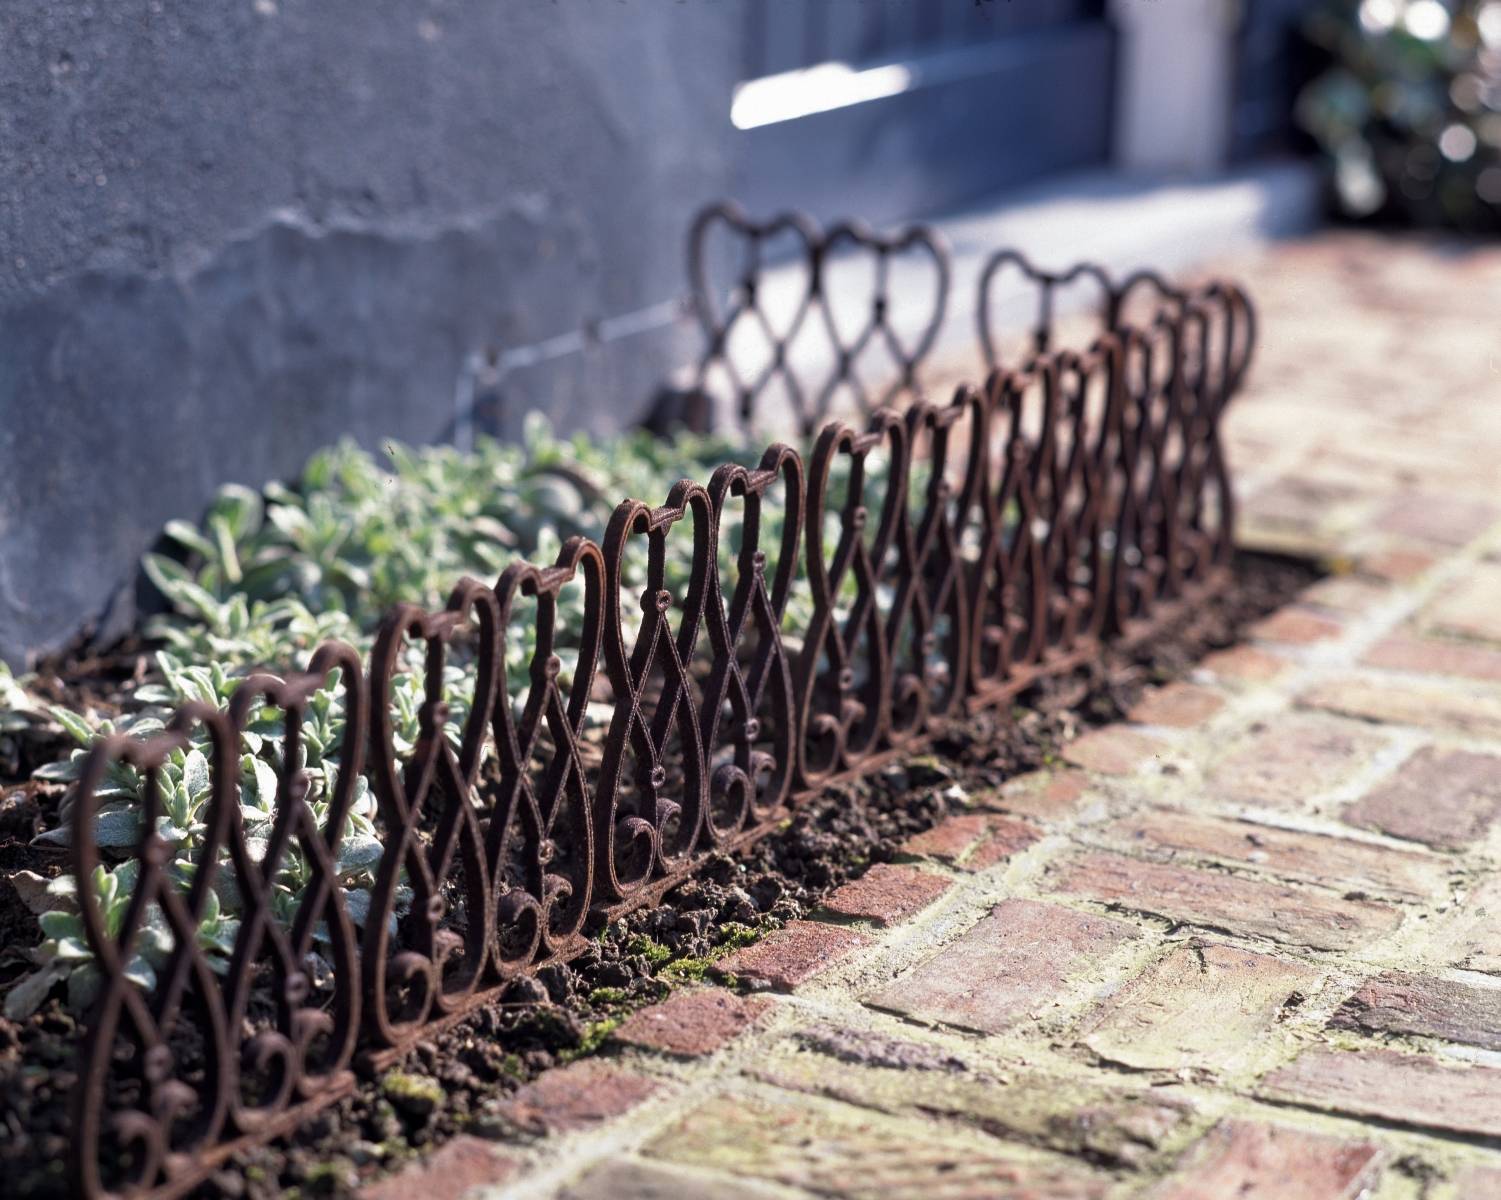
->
[64,208,1256,1200]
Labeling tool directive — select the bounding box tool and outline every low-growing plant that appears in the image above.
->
[0,663,42,735]
[0,412,926,1021]
[2,861,239,1020]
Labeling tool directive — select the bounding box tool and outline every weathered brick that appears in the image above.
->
[1241,477,1368,546]
[754,1035,1192,1168]
[1375,493,1499,548]
[1062,726,1166,775]
[610,987,772,1058]
[485,1061,660,1136]
[1046,852,1402,952]
[1249,607,1344,645]
[1422,563,1501,644]
[1330,970,1501,1051]
[1260,1047,1501,1139]
[560,1158,786,1200]
[964,815,1044,869]
[1128,683,1226,728]
[902,812,1042,869]
[1430,877,1501,974]
[820,863,951,927]
[1454,1164,1501,1197]
[901,813,989,861]
[1100,809,1444,900]
[1299,676,1501,738]
[1345,747,1501,850]
[647,1091,1112,1200]
[1152,1120,1382,1200]
[866,898,1140,1034]
[1300,575,1390,615]
[1080,942,1322,1073]
[1362,631,1501,683]
[713,920,872,991]
[359,1136,520,1200]
[1198,644,1291,684]
[787,1022,971,1071]
[991,769,1090,821]
[1358,546,1436,583]
[1207,714,1391,810]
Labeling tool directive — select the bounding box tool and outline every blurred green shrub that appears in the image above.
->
[1298,0,1501,228]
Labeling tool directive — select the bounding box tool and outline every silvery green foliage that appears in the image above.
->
[14,659,399,1017]
[0,663,42,734]
[1,861,243,1021]
[145,414,751,656]
[6,415,778,1017]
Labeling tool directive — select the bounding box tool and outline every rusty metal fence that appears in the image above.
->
[63,204,1254,1199]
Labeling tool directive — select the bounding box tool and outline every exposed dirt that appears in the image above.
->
[0,551,1320,1199]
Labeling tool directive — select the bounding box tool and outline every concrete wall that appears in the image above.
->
[0,1,741,665]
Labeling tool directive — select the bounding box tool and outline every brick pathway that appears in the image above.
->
[369,235,1501,1198]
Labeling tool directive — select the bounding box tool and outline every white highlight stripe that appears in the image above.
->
[731,60,916,130]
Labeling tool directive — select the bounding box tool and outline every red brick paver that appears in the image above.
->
[901,812,1043,869]
[1152,1120,1382,1200]
[1047,851,1403,952]
[487,1061,661,1136]
[1421,563,1501,642]
[1344,747,1501,850]
[1249,607,1345,645]
[611,988,772,1058]
[1330,970,1501,1051]
[1061,726,1165,775]
[820,863,951,926]
[1100,808,1444,900]
[1375,493,1499,549]
[360,1137,520,1200]
[1198,644,1290,683]
[1079,942,1320,1073]
[1358,546,1436,583]
[1127,682,1226,728]
[1362,631,1501,683]
[1207,714,1391,810]
[867,898,1140,1034]
[990,769,1090,821]
[713,920,872,991]
[1300,676,1501,739]
[646,1092,1114,1199]
[1261,1048,1501,1139]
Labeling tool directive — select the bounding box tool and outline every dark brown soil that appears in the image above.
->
[0,550,1320,1199]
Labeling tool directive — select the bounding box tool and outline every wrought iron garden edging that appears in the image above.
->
[62,206,1256,1199]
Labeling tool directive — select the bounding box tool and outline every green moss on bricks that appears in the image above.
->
[562,1016,623,1062]
[660,955,711,982]
[715,922,764,951]
[380,1071,444,1117]
[626,933,673,965]
[587,986,630,1005]
[301,1161,355,1194]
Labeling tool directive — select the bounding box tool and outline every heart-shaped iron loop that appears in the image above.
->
[689,206,951,436]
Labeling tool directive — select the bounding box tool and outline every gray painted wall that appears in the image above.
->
[0,2,743,665]
[0,1,1115,666]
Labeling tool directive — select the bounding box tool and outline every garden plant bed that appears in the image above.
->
[0,208,1266,1199]
[0,549,1318,1199]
